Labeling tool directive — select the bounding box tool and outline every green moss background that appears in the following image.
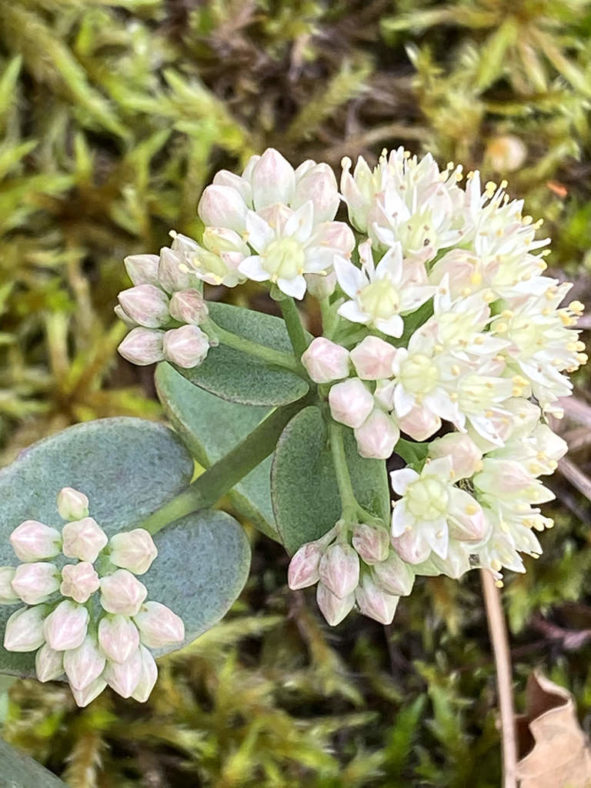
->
[1,0,591,784]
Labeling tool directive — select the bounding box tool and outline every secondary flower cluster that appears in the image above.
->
[117,234,211,368]
[114,146,585,629]
[288,520,415,626]
[1,488,184,706]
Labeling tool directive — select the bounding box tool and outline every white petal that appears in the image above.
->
[245,211,274,252]
[375,314,404,338]
[425,520,449,559]
[284,201,314,242]
[334,257,366,298]
[277,275,307,300]
[238,255,269,282]
[337,300,369,325]
[390,468,419,496]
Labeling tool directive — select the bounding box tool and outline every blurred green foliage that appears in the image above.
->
[1,0,591,784]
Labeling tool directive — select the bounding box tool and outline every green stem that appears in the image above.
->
[204,318,302,375]
[280,298,309,358]
[139,400,305,535]
[320,297,337,340]
[328,420,358,521]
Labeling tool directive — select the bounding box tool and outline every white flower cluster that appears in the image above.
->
[193,148,355,298]
[291,148,585,626]
[1,488,184,706]
[117,235,210,368]
[114,146,585,629]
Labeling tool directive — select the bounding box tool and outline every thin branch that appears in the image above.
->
[558,457,591,500]
[481,568,518,788]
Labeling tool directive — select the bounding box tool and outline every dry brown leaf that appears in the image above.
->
[516,671,591,788]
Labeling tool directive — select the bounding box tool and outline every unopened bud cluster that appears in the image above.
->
[1,488,184,706]
[117,233,210,368]
[288,519,414,626]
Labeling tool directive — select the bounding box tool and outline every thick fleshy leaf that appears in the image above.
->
[155,363,278,539]
[0,739,67,786]
[271,406,390,554]
[143,509,251,654]
[178,302,310,406]
[0,418,193,676]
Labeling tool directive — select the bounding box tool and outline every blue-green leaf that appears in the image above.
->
[155,362,277,539]
[0,738,67,786]
[143,509,251,655]
[178,302,309,406]
[271,406,390,554]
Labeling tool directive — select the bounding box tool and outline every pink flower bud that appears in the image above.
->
[293,163,340,222]
[213,169,253,204]
[328,379,374,428]
[352,524,390,565]
[319,543,360,599]
[316,583,354,626]
[287,542,322,590]
[43,600,89,651]
[202,226,249,256]
[64,636,106,691]
[71,677,107,708]
[100,570,147,616]
[109,529,158,575]
[118,284,170,329]
[474,459,533,496]
[60,562,100,604]
[305,270,337,299]
[158,247,191,293]
[391,530,430,565]
[10,520,61,562]
[350,336,397,380]
[98,614,140,663]
[163,325,209,369]
[198,184,247,233]
[104,648,142,698]
[397,405,441,441]
[372,552,415,597]
[355,575,399,625]
[124,254,160,287]
[429,433,483,480]
[118,327,165,366]
[250,148,295,210]
[114,304,137,328]
[62,517,108,563]
[35,644,63,682]
[57,487,89,522]
[301,338,350,384]
[170,231,200,263]
[354,409,400,460]
[133,601,185,648]
[11,562,59,605]
[0,567,19,604]
[448,492,488,543]
[4,605,47,652]
[169,290,209,326]
[131,645,158,703]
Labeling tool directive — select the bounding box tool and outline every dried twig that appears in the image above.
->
[481,569,518,788]
[558,457,591,500]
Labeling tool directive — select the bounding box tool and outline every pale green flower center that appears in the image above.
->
[195,249,229,280]
[399,353,439,394]
[359,279,400,320]
[406,477,449,520]
[458,375,497,413]
[262,237,304,280]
